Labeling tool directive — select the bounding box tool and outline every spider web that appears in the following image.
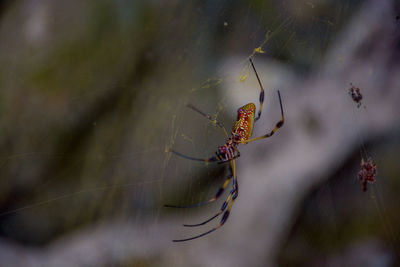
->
[0,0,399,266]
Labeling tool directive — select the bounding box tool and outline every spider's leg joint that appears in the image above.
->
[215,188,224,199]
[221,211,230,224]
[232,190,238,200]
[221,201,228,211]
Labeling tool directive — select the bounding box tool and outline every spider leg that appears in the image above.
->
[169,149,219,163]
[164,163,234,209]
[173,188,237,242]
[172,227,219,242]
[241,90,284,144]
[164,175,233,209]
[186,104,229,137]
[249,58,265,122]
[170,148,239,164]
[169,103,230,162]
[172,160,238,242]
[183,187,235,227]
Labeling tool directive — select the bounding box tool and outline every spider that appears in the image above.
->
[165,58,285,242]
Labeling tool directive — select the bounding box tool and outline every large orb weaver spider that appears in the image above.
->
[165,58,285,242]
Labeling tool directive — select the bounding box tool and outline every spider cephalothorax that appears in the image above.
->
[165,58,285,242]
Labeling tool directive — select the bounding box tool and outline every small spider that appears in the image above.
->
[357,157,377,192]
[349,83,363,108]
[165,58,285,242]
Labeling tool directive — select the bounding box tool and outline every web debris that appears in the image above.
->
[349,83,363,108]
[357,157,377,192]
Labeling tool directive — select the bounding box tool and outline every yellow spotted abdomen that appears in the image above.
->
[232,103,256,142]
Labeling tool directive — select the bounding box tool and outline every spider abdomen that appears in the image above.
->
[232,103,256,142]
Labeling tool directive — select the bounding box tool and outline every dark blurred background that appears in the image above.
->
[0,0,399,266]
